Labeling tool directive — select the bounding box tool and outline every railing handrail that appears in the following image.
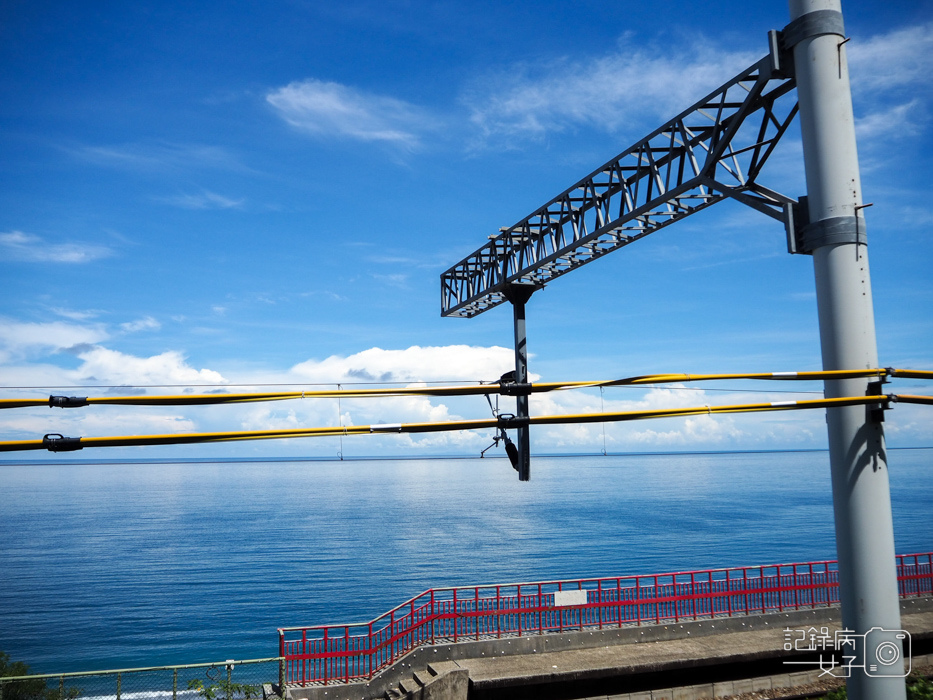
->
[278,551,932,686]
[277,554,854,634]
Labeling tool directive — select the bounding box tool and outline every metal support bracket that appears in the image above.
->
[804,216,867,250]
[441,46,798,319]
[502,282,537,481]
[497,415,531,430]
[49,395,89,408]
[499,379,532,396]
[866,380,891,424]
[781,9,845,49]
[42,434,83,452]
[786,197,868,255]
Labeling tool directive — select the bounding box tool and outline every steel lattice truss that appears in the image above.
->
[441,54,798,318]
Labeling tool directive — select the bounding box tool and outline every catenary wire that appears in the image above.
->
[1,367,927,411]
[0,393,912,453]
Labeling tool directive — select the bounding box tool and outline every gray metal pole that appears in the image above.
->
[788,2,906,698]
[504,282,535,481]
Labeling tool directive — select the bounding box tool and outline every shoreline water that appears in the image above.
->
[2,450,930,674]
[4,444,932,467]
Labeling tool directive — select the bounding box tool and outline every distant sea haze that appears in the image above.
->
[1,449,930,673]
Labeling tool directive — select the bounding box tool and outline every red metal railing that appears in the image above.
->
[278,551,933,687]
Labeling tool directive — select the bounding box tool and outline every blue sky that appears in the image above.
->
[1,0,931,460]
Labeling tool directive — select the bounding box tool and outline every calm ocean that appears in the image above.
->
[1,449,930,674]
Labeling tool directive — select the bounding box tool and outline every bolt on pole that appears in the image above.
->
[788,1,906,698]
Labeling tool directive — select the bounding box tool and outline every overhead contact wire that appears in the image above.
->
[0,394,908,453]
[1,367,928,411]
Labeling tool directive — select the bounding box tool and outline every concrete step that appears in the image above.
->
[426,661,459,676]
[411,669,433,686]
[397,677,420,695]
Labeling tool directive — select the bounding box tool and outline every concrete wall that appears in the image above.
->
[285,596,933,700]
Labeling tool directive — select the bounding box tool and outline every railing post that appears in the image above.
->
[278,631,286,687]
[344,627,349,683]
[368,622,374,679]
[496,586,501,638]
[173,668,177,700]
[674,577,680,623]
[558,583,564,633]
[451,591,457,643]
[617,577,623,628]
[598,580,603,629]
[320,627,326,686]
[778,567,785,612]
[653,576,659,625]
[757,569,763,614]
[474,587,479,640]
[429,590,435,645]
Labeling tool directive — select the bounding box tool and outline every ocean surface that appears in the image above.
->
[1,449,930,674]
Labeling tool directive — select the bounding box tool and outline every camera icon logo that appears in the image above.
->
[862,627,911,677]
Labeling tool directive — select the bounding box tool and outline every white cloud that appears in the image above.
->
[0,231,113,264]
[847,23,933,143]
[625,414,743,447]
[372,273,409,288]
[70,346,226,386]
[0,318,110,362]
[120,316,161,333]
[72,142,250,173]
[462,36,757,143]
[159,190,245,210]
[290,345,514,384]
[855,100,922,140]
[0,409,198,441]
[266,79,432,147]
[848,22,933,94]
[51,307,103,321]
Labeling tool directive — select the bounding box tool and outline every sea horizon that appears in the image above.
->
[2,450,931,674]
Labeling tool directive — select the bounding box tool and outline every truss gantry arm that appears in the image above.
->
[441,53,798,318]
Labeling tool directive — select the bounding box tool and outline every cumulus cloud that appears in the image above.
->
[291,345,514,384]
[625,414,743,447]
[70,346,226,385]
[0,318,110,363]
[0,409,198,441]
[462,36,757,144]
[266,79,433,148]
[1,231,113,264]
[218,345,520,451]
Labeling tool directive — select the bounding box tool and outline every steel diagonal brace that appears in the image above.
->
[441,50,798,319]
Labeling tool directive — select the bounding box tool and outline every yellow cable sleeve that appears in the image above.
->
[3,367,927,410]
[0,394,903,453]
